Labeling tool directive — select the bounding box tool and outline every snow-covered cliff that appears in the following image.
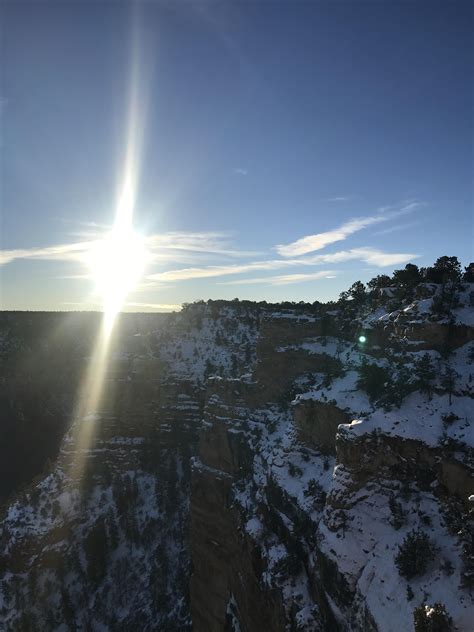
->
[0,266,472,631]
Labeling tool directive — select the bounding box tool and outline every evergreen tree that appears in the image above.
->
[348,281,367,304]
[441,364,457,405]
[395,529,435,579]
[357,358,392,403]
[339,280,367,306]
[463,262,474,282]
[415,354,436,399]
[367,274,392,290]
[413,603,453,631]
[425,256,462,284]
[392,263,422,289]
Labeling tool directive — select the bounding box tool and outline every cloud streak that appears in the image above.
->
[218,270,337,286]
[372,221,420,236]
[1,220,421,297]
[0,231,258,267]
[275,201,423,257]
[148,247,418,283]
[144,231,260,258]
[0,241,94,266]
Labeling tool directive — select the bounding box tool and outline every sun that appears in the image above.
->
[89,224,146,325]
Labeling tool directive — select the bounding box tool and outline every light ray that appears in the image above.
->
[67,6,148,485]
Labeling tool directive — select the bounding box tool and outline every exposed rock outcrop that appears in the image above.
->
[293,400,351,454]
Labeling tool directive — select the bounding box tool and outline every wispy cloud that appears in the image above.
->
[275,201,424,257]
[0,241,95,266]
[0,231,258,268]
[56,217,112,230]
[327,196,352,202]
[148,247,418,283]
[233,168,248,176]
[218,270,337,286]
[148,260,291,282]
[61,300,182,312]
[336,247,419,267]
[145,231,260,258]
[1,220,420,299]
[372,221,419,237]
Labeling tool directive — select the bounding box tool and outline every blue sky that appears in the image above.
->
[1,0,472,311]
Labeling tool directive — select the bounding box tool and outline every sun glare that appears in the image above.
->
[89,224,146,326]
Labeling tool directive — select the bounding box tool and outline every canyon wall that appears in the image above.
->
[0,283,473,630]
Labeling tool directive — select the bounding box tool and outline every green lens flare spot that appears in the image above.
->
[358,335,367,343]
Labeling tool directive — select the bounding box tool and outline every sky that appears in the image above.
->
[0,0,472,312]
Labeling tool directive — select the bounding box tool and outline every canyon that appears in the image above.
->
[0,274,473,631]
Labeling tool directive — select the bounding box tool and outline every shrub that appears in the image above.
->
[266,418,277,433]
[304,478,327,509]
[413,603,453,632]
[288,462,303,477]
[357,359,392,403]
[395,529,435,579]
[441,412,460,426]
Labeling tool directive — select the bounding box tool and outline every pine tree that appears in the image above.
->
[413,603,453,631]
[392,264,422,293]
[427,256,462,284]
[463,262,474,282]
[367,274,392,290]
[395,529,435,579]
[441,364,457,405]
[348,281,367,304]
[415,354,436,399]
[357,358,392,403]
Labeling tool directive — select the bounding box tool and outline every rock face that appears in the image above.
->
[1,281,473,631]
[293,400,351,454]
[0,305,258,630]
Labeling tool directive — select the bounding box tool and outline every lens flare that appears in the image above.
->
[67,5,148,485]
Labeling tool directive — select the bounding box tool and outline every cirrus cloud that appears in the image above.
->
[275,201,424,257]
[148,247,418,284]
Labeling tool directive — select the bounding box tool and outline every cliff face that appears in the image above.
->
[0,305,259,630]
[0,282,473,631]
[188,284,474,632]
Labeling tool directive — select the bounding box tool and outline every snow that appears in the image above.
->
[0,290,472,631]
[296,370,372,417]
[338,392,473,448]
[319,479,473,632]
[245,517,264,538]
